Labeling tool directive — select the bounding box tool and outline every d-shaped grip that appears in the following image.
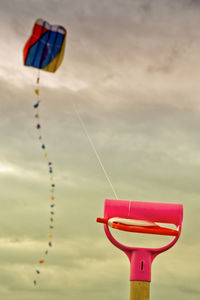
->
[102,199,183,282]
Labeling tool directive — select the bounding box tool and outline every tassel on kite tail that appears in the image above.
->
[33,71,55,286]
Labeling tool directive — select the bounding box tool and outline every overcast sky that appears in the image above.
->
[0,0,200,299]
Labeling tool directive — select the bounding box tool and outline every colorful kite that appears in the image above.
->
[23,18,67,285]
[24,18,66,72]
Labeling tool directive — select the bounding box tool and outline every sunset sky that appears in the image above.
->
[0,0,199,299]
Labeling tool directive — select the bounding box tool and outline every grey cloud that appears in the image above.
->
[178,286,200,295]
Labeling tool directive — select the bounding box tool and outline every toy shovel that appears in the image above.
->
[97,199,183,300]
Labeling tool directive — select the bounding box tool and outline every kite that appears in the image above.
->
[23,18,67,286]
[23,18,66,72]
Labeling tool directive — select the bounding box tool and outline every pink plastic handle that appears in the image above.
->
[104,199,183,225]
[102,199,183,282]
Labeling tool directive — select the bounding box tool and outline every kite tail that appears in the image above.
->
[33,71,55,286]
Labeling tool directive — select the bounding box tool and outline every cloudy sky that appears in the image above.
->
[0,0,200,299]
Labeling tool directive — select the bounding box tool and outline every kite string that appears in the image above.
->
[71,101,119,200]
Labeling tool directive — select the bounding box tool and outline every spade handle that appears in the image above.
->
[130,281,150,300]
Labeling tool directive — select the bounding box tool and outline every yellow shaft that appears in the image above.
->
[130,281,150,300]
